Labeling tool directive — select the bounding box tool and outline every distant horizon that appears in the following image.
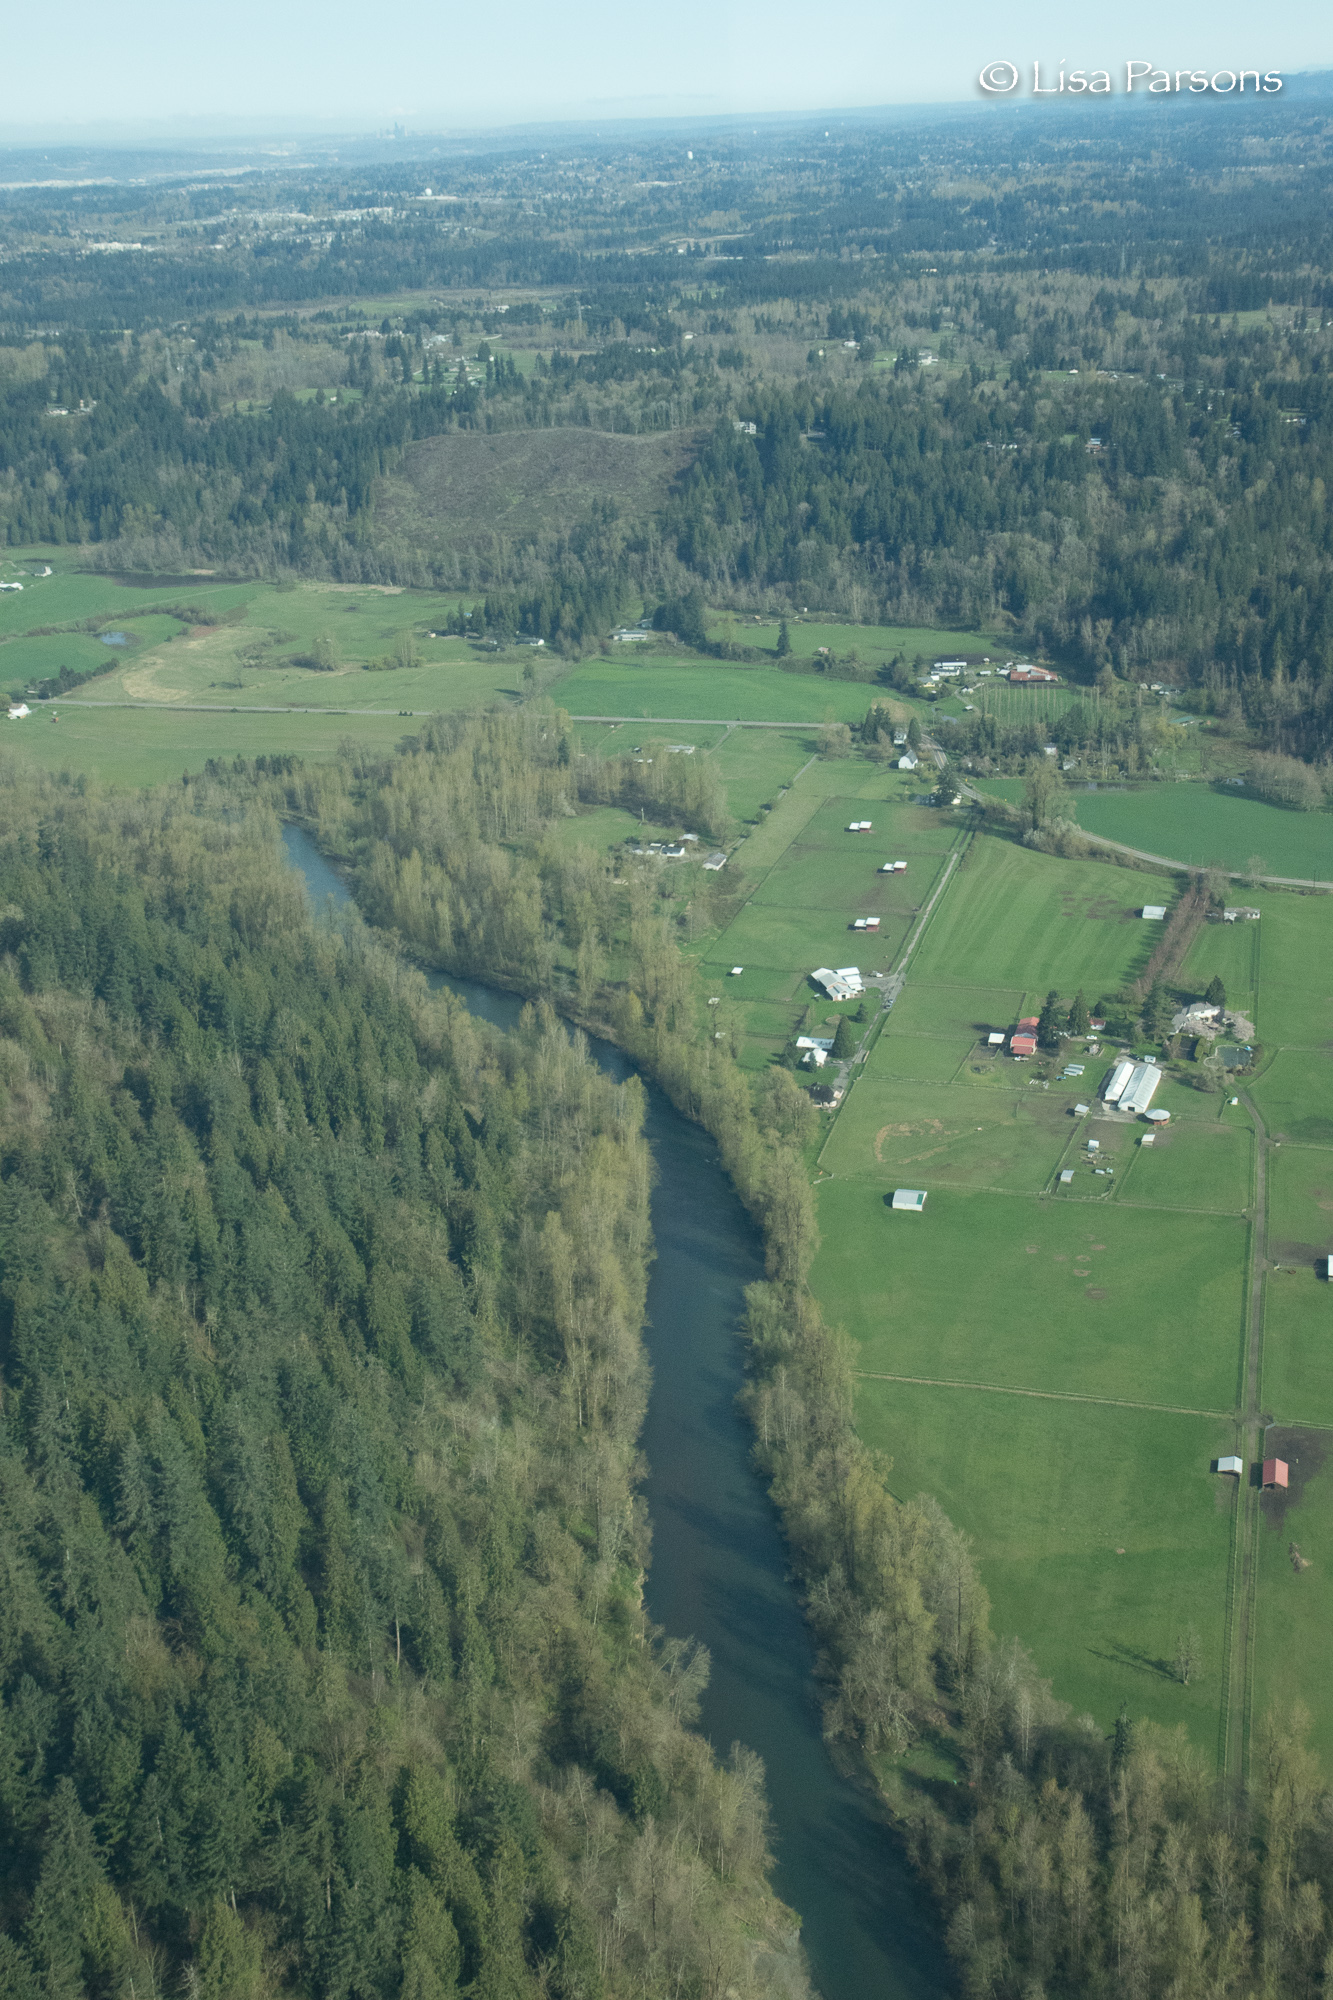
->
[1,67,1332,175]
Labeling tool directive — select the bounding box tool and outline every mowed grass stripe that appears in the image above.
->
[855,1371,1233,1419]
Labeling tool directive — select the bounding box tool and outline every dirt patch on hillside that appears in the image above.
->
[1271,1240,1333,1269]
[1259,1427,1330,1529]
[377,426,701,551]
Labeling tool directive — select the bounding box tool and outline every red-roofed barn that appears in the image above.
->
[1262,1458,1289,1490]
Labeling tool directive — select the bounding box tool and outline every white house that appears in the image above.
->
[7,702,30,720]
[897,752,919,771]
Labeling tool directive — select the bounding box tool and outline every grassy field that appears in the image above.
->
[856,1380,1235,1748]
[814,1179,1248,1408]
[0,706,418,788]
[909,836,1160,998]
[553,655,890,723]
[1071,784,1333,880]
[1252,1430,1333,1765]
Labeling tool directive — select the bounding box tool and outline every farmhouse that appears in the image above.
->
[897,753,919,771]
[1010,1032,1037,1057]
[1141,905,1167,921]
[891,1189,927,1212]
[1216,1456,1243,1476]
[1262,1458,1289,1490]
[795,1036,835,1055]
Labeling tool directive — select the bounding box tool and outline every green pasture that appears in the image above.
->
[865,1035,974,1084]
[886,983,1025,1041]
[750,843,942,913]
[1252,1053,1333,1149]
[909,835,1162,997]
[713,729,820,819]
[1180,916,1260,1021]
[823,1078,1081,1195]
[1253,1432,1333,1766]
[1116,1122,1253,1215]
[813,1179,1248,1409]
[1262,1280,1333,1427]
[788,795,950,853]
[0,706,416,789]
[702,615,1001,663]
[856,1380,1233,1748]
[706,902,908,982]
[1266,1144,1333,1252]
[1253,896,1333,1049]
[1071,783,1333,880]
[550,655,883,723]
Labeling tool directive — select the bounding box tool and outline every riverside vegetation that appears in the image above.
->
[243,707,1333,1999]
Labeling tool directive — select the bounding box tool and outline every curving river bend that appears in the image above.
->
[285,827,949,2000]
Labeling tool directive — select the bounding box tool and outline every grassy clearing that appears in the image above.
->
[886,983,1026,1041]
[704,615,1001,661]
[749,843,943,913]
[909,836,1160,997]
[865,1036,974,1084]
[713,729,820,820]
[377,427,700,552]
[1253,1436,1333,1766]
[814,1179,1247,1409]
[1071,784,1333,879]
[551,655,884,723]
[0,707,416,788]
[855,1380,1233,1748]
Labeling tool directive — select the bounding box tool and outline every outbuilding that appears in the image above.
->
[1103,1059,1135,1104]
[987,1031,1006,1047]
[846,820,874,832]
[1010,1033,1037,1057]
[891,1189,927,1213]
[1262,1458,1289,1490]
[897,753,919,771]
[1216,1456,1243,1476]
[1059,1169,1074,1184]
[1141,905,1167,921]
[1324,1256,1333,1280]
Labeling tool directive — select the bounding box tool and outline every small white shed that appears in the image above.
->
[891,1189,927,1213]
[1216,1456,1244,1476]
[1141,905,1167,921]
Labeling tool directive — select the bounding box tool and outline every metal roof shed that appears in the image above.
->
[1142,905,1167,920]
[1262,1458,1289,1489]
[1216,1456,1243,1476]
[891,1189,927,1212]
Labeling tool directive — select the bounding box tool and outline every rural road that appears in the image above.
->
[957,781,1333,892]
[1221,1090,1272,1782]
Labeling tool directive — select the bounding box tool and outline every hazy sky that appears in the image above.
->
[7,0,1329,135]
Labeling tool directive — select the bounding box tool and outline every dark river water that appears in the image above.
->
[283,826,950,2000]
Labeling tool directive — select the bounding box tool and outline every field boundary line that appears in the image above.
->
[854,1372,1232,1419]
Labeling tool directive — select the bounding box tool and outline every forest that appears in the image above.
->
[0,754,807,1999]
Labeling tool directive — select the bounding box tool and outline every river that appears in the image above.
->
[284,826,950,2000]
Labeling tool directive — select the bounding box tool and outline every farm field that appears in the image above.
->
[552,654,888,723]
[1070,783,1333,881]
[783,774,1333,1770]
[907,838,1159,996]
[1252,1432,1333,1767]
[0,705,417,788]
[855,1381,1234,1749]
[813,1180,1248,1409]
